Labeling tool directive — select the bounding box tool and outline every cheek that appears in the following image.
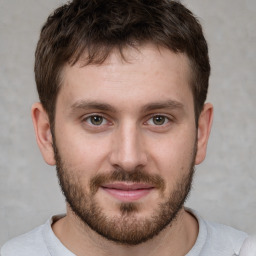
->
[55,128,111,174]
[148,131,196,179]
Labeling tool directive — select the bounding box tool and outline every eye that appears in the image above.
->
[85,115,107,126]
[147,115,169,126]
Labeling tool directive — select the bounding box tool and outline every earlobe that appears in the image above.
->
[195,103,213,165]
[31,102,56,166]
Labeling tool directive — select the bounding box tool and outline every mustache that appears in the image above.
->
[90,167,165,195]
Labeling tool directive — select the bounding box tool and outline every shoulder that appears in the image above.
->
[186,208,248,255]
[1,224,49,256]
[203,220,248,255]
[239,236,256,256]
[205,220,248,246]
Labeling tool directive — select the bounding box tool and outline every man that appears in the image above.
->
[1,0,249,255]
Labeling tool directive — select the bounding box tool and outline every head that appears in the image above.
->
[32,0,213,246]
[35,0,210,129]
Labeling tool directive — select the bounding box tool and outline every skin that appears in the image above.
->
[32,44,213,256]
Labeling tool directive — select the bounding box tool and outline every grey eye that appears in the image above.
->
[89,115,104,125]
[152,115,167,125]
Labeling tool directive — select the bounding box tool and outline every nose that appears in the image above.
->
[109,122,148,171]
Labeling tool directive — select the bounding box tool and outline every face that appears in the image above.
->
[52,45,199,244]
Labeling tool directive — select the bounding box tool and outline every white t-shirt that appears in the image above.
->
[1,209,248,256]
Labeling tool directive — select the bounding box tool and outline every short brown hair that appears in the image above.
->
[35,0,210,126]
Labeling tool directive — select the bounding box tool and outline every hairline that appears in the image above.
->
[49,43,199,133]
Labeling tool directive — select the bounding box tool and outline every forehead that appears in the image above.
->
[58,45,193,112]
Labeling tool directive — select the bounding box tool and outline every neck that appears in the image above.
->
[52,206,198,256]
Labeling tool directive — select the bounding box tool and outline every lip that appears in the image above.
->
[101,183,154,202]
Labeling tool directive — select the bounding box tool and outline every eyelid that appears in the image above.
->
[144,113,173,126]
[82,113,112,126]
[81,112,174,129]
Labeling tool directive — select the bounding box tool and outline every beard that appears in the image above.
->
[53,141,196,245]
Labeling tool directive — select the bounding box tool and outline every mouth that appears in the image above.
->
[101,183,154,202]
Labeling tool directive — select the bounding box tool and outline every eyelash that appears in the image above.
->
[82,113,173,128]
[145,114,171,126]
[83,114,110,127]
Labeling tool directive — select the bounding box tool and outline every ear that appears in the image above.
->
[195,103,213,165]
[31,102,56,165]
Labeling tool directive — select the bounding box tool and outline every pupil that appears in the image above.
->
[91,116,103,125]
[153,116,165,125]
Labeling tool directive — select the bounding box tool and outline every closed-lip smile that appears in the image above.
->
[101,183,154,201]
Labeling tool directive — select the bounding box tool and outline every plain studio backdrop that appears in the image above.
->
[0,0,255,246]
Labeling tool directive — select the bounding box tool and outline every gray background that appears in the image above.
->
[0,0,255,247]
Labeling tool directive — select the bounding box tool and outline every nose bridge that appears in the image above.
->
[110,120,147,170]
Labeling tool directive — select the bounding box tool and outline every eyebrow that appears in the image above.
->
[70,99,184,114]
[141,100,184,112]
[70,100,117,113]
